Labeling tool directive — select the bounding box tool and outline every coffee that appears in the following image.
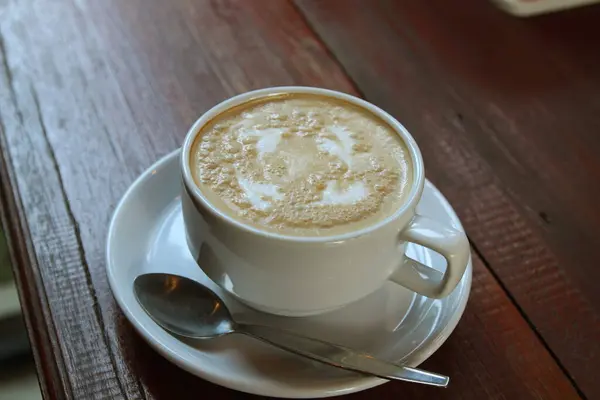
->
[190,93,413,236]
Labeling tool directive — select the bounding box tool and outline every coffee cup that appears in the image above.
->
[181,87,470,317]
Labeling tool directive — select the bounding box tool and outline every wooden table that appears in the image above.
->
[1,1,599,399]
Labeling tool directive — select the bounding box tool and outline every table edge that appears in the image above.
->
[0,130,71,400]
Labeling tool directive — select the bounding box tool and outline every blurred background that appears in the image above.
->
[0,230,42,400]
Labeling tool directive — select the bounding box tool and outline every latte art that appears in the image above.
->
[190,94,413,236]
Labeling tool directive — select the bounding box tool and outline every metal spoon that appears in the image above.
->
[133,273,449,387]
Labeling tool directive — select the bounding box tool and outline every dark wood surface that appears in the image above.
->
[0,0,597,398]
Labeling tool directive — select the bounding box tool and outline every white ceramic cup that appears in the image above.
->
[181,87,470,317]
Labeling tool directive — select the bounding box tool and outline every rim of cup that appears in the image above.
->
[181,86,425,243]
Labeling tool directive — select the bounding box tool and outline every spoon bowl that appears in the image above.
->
[134,273,234,338]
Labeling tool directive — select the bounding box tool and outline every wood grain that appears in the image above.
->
[0,0,590,398]
[0,128,66,400]
[296,0,600,397]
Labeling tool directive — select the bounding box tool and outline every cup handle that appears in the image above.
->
[389,215,470,298]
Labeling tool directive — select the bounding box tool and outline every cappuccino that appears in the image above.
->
[190,94,413,236]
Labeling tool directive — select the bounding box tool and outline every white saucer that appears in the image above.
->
[107,149,472,398]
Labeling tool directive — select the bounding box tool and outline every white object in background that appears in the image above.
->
[106,150,472,398]
[493,0,600,16]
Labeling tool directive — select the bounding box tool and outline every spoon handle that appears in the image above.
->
[237,323,449,387]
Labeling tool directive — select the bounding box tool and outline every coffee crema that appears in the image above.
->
[190,94,413,236]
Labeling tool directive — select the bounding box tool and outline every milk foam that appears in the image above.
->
[237,176,283,210]
[191,94,412,236]
[317,126,355,167]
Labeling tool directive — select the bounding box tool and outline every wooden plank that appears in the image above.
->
[0,0,582,398]
[0,131,66,400]
[296,0,600,397]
